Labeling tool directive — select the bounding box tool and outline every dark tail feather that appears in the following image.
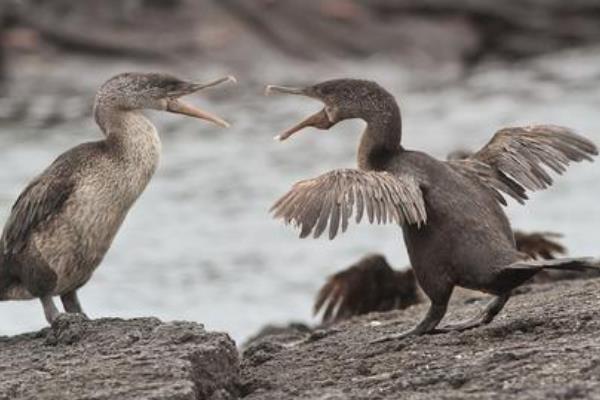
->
[507,257,600,272]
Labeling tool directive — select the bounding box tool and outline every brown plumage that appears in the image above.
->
[271,170,426,240]
[513,231,566,260]
[470,126,597,192]
[314,254,419,324]
[314,230,568,323]
[267,79,598,341]
[0,72,235,324]
[448,126,597,206]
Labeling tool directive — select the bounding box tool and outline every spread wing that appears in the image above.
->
[450,125,598,204]
[270,169,427,240]
[2,157,78,256]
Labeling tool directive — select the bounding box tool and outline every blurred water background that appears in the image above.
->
[0,0,598,342]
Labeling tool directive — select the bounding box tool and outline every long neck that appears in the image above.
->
[95,106,162,155]
[94,105,162,198]
[357,108,403,170]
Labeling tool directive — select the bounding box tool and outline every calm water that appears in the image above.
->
[0,50,599,341]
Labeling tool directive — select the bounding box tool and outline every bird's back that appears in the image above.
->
[391,151,520,290]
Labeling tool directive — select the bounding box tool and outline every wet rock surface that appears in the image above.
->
[0,315,240,400]
[241,278,600,399]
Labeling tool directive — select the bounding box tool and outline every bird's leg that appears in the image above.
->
[370,302,448,344]
[370,273,454,344]
[40,295,61,323]
[60,290,87,317]
[439,293,510,332]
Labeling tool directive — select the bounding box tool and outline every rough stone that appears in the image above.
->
[0,316,240,400]
[241,278,600,399]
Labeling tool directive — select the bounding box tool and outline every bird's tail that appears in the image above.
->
[506,257,600,273]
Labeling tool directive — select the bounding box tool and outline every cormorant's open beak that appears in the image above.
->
[265,85,334,141]
[166,76,237,128]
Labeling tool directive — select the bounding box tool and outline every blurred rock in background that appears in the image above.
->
[2,0,600,127]
[8,0,600,63]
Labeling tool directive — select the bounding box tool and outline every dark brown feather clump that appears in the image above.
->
[314,254,420,323]
[513,230,566,260]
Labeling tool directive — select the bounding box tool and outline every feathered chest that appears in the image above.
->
[105,115,162,206]
[69,123,161,227]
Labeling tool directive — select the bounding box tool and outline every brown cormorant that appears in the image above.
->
[314,230,569,324]
[0,72,235,323]
[266,79,598,340]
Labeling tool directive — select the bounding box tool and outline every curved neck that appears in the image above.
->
[357,109,403,170]
[95,105,161,152]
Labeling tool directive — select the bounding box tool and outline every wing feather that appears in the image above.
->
[355,184,365,224]
[449,125,597,205]
[2,168,76,256]
[340,185,353,234]
[271,169,427,239]
[328,181,341,240]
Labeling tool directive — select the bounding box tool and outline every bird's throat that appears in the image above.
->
[357,116,402,170]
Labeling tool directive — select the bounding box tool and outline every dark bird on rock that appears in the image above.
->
[314,149,570,324]
[266,78,598,341]
[314,230,569,324]
[0,72,235,323]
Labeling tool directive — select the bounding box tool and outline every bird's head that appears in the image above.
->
[265,78,399,141]
[94,72,236,128]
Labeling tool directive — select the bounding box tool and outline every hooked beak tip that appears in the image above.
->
[192,75,238,92]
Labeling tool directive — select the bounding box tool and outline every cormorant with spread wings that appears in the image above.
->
[266,79,598,341]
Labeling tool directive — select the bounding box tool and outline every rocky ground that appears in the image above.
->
[2,278,599,399]
[0,315,240,400]
[241,278,600,399]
